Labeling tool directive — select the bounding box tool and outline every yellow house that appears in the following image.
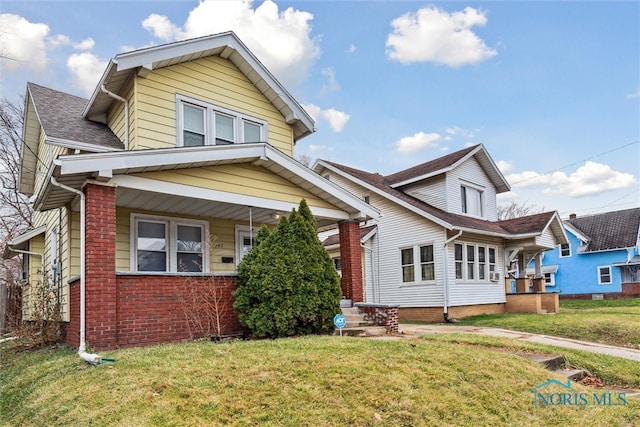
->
[6,32,378,352]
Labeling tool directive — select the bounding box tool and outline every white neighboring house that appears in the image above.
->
[315,144,568,321]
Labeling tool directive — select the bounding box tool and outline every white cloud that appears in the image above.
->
[141,0,320,90]
[396,131,441,154]
[142,13,185,41]
[303,104,350,133]
[386,6,497,66]
[47,34,71,49]
[67,53,108,97]
[507,161,637,197]
[73,38,96,51]
[0,14,50,72]
[347,43,356,53]
[320,67,340,96]
[496,160,513,174]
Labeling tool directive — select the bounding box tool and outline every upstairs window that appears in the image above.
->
[177,95,267,147]
[559,243,571,257]
[461,184,484,217]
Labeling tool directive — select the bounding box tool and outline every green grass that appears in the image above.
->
[459,298,640,349]
[1,337,639,426]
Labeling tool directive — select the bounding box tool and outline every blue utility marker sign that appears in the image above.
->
[333,314,347,329]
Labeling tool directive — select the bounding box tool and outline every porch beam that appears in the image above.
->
[110,175,352,221]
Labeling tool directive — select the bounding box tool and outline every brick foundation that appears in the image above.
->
[505,293,559,314]
[560,282,640,300]
[65,274,242,349]
[399,303,506,323]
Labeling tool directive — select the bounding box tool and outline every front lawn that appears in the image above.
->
[2,337,638,426]
[460,298,640,349]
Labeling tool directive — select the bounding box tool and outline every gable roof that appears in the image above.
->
[565,208,640,251]
[26,83,124,152]
[386,144,510,193]
[83,31,314,142]
[34,142,379,228]
[315,157,565,242]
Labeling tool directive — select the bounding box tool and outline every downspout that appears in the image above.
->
[101,85,129,150]
[443,230,463,323]
[361,244,376,303]
[50,177,102,365]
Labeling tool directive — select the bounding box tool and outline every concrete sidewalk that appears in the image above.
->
[396,323,640,362]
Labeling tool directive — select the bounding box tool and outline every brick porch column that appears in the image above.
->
[338,220,363,303]
[84,181,117,350]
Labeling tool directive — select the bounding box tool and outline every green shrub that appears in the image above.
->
[233,200,341,338]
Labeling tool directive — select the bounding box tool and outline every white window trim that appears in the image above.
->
[454,242,499,283]
[559,243,571,258]
[544,272,556,286]
[597,265,612,285]
[176,94,268,147]
[399,243,436,286]
[130,213,209,273]
[460,180,485,218]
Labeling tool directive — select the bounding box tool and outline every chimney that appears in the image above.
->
[569,213,577,219]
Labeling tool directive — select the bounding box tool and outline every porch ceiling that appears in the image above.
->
[115,187,337,228]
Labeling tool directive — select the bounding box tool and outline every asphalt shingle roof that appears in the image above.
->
[386,144,479,185]
[28,83,124,150]
[322,148,557,237]
[566,208,640,251]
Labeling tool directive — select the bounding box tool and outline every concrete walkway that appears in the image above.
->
[395,323,640,362]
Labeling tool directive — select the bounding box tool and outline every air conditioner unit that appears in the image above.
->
[489,271,500,282]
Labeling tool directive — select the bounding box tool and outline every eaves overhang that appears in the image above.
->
[3,226,46,259]
[314,159,455,230]
[82,32,315,142]
[35,143,379,222]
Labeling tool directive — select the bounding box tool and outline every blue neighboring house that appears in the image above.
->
[538,208,640,298]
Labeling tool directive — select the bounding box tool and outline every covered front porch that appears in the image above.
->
[38,143,379,349]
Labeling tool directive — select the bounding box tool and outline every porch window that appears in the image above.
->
[598,266,612,284]
[177,95,266,147]
[488,247,496,276]
[455,242,498,283]
[454,243,463,279]
[133,214,208,273]
[466,245,476,280]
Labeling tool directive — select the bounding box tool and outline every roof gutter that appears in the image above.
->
[50,177,102,365]
[100,85,129,150]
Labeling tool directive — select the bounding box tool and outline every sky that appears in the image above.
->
[1,0,638,219]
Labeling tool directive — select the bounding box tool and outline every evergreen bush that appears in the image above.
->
[233,200,341,338]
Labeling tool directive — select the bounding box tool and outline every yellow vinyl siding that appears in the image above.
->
[133,56,293,154]
[105,76,134,148]
[20,98,41,195]
[115,208,267,273]
[25,207,72,321]
[131,163,336,209]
